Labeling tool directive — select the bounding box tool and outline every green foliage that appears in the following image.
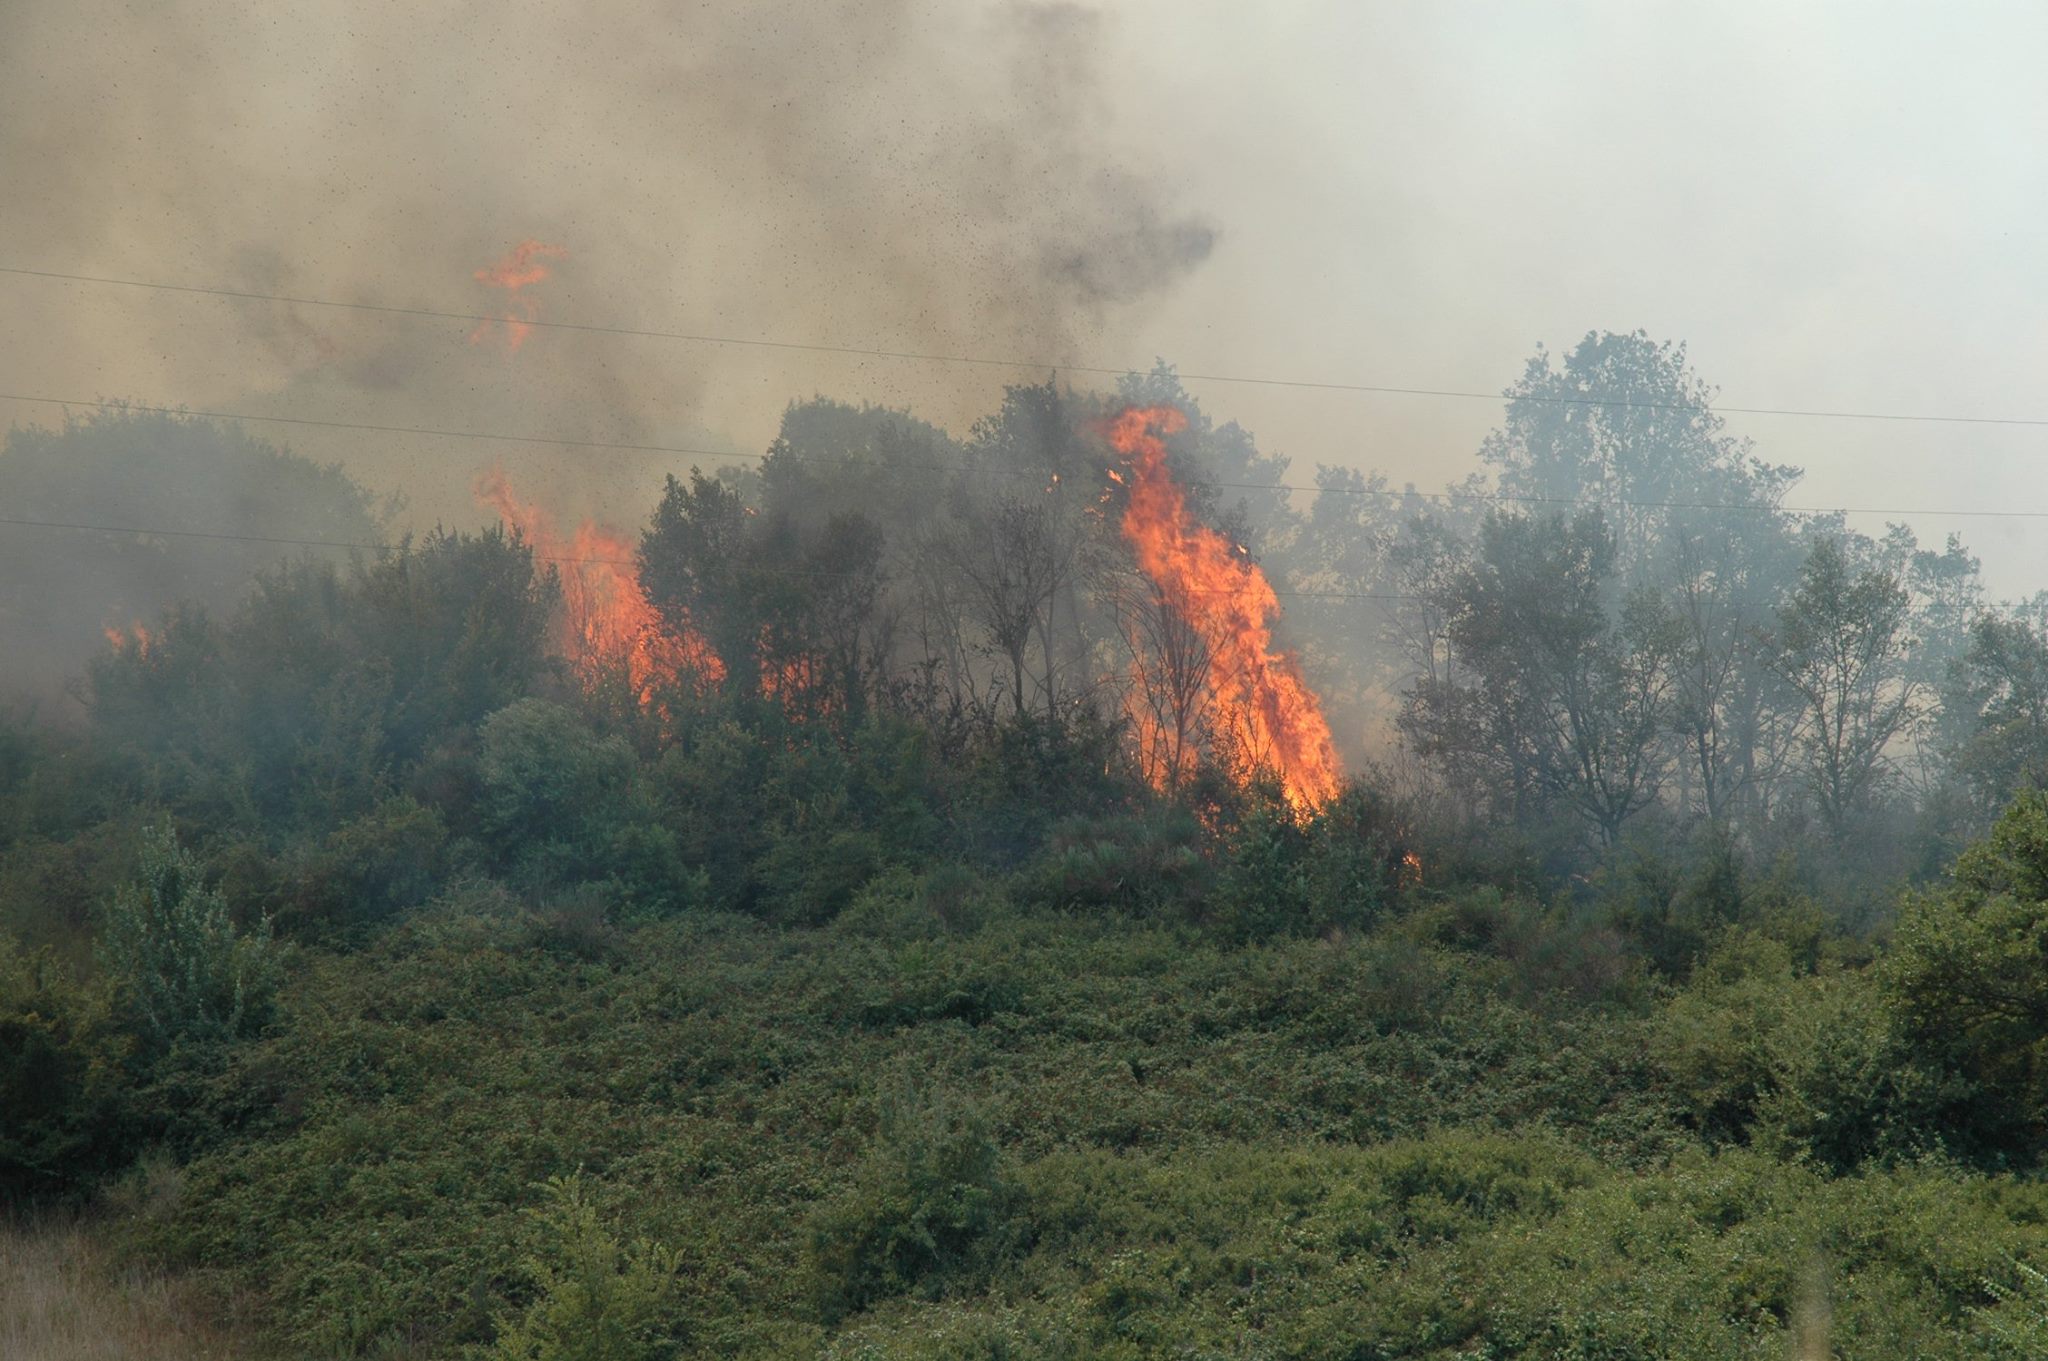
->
[1212,781,1409,941]
[1029,810,1207,916]
[1940,612,2048,821]
[809,1087,1024,1322]
[478,700,636,866]
[286,795,449,935]
[14,382,2048,1355]
[1884,789,2048,1163]
[96,822,278,1054]
[85,529,558,834]
[0,938,128,1196]
[487,1174,684,1361]
[1975,1258,2048,1359]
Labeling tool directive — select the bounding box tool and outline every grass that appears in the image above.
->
[0,1214,260,1361]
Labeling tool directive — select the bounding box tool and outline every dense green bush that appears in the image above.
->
[1884,791,2048,1165]
[488,1174,685,1361]
[808,1086,1025,1322]
[97,822,278,1055]
[0,938,128,1196]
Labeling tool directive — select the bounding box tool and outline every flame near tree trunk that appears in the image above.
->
[1107,405,1342,812]
[474,469,722,703]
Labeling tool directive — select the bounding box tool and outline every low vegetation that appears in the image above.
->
[9,354,2048,1356]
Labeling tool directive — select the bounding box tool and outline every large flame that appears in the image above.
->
[1107,405,1342,811]
[475,469,722,702]
[469,240,568,351]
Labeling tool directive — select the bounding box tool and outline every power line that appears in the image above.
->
[8,262,2048,430]
[0,513,1422,605]
[3,389,2043,523]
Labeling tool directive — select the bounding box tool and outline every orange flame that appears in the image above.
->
[103,621,153,657]
[1107,405,1342,811]
[468,240,568,351]
[474,468,722,702]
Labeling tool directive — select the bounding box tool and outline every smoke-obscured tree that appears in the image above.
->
[964,383,1111,720]
[759,399,963,541]
[1478,331,1798,571]
[1,408,388,699]
[1938,612,2048,821]
[1904,531,1985,689]
[1658,517,1803,826]
[640,472,889,722]
[757,511,890,725]
[86,528,556,829]
[947,498,1062,718]
[1377,512,1474,698]
[639,471,762,700]
[1405,510,1680,847]
[1770,536,1922,846]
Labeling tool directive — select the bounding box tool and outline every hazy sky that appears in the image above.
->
[4,1,2045,591]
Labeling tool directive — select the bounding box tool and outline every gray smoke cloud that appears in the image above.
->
[0,0,1214,531]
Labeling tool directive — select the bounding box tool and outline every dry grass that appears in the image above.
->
[0,1214,260,1361]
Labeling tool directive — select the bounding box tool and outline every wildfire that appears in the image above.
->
[1107,405,1342,812]
[103,621,153,657]
[474,468,722,702]
[468,240,568,351]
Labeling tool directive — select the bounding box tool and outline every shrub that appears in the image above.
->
[489,1173,684,1361]
[97,822,279,1054]
[809,1087,1025,1322]
[476,700,636,869]
[0,939,128,1196]
[1883,790,2048,1163]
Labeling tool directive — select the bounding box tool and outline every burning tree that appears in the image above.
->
[1104,405,1342,811]
[475,469,723,707]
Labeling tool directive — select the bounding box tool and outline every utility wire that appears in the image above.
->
[2,390,2041,523]
[8,263,2048,429]
[0,512,1421,604]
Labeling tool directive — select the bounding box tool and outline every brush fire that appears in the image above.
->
[1108,404,1342,812]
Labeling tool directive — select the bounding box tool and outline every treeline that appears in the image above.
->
[12,343,2046,899]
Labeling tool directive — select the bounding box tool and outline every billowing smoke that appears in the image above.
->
[0,0,1216,695]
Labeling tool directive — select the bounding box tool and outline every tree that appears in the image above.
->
[1404,510,1679,847]
[1939,612,2048,820]
[1771,537,1921,844]
[639,471,762,700]
[1111,574,1216,794]
[949,498,1062,717]
[0,407,388,700]
[1479,330,1798,572]
[640,471,890,723]
[965,382,1111,719]
[1659,518,1802,826]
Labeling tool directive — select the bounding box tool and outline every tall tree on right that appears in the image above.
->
[1770,536,1922,846]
